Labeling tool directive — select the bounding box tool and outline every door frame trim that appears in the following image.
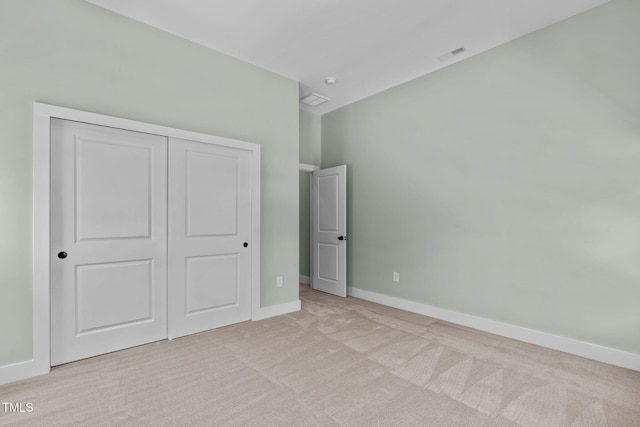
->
[33,102,261,376]
[299,163,318,173]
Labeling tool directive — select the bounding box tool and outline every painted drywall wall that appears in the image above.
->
[0,0,299,368]
[299,111,321,278]
[299,110,322,166]
[322,0,640,354]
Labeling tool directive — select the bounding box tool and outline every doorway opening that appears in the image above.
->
[299,164,317,288]
[299,163,347,297]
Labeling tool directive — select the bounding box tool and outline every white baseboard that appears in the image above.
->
[348,287,640,372]
[0,359,49,387]
[299,275,311,285]
[252,300,301,321]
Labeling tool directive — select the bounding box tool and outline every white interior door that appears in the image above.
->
[312,165,347,297]
[168,137,252,339]
[51,119,168,366]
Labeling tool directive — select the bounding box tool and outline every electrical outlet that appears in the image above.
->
[393,272,400,283]
[276,276,283,287]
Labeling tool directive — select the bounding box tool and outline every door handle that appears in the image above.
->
[338,235,346,241]
[58,251,68,259]
[243,242,248,248]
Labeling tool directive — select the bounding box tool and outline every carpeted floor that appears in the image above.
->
[1,285,639,426]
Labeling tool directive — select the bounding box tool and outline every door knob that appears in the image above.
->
[338,236,345,241]
[58,251,68,259]
[243,242,248,248]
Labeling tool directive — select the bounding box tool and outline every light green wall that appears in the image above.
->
[322,0,640,354]
[299,111,321,278]
[0,0,299,367]
[299,110,322,166]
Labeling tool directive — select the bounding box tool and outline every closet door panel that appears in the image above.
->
[50,119,168,366]
[168,137,252,338]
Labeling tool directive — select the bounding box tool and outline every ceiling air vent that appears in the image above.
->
[300,92,330,107]
[437,46,466,62]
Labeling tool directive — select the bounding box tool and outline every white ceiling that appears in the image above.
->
[86,0,608,115]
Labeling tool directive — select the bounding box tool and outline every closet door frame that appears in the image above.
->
[32,102,261,378]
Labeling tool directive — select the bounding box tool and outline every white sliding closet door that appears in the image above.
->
[51,119,168,366]
[167,137,253,339]
[49,115,257,366]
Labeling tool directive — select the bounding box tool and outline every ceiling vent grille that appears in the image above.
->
[299,92,330,107]
[437,47,466,62]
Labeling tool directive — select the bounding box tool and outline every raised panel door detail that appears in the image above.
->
[76,260,153,334]
[186,151,238,238]
[185,254,238,314]
[318,243,339,282]
[76,138,152,241]
[318,175,339,232]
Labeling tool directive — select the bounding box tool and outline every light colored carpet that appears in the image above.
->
[1,285,639,426]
